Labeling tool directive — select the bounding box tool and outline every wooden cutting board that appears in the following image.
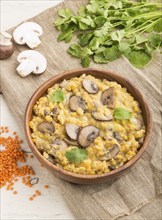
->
[1,0,162,219]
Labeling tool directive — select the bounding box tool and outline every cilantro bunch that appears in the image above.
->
[54,0,162,68]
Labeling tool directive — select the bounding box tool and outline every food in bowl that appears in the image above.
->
[29,74,145,175]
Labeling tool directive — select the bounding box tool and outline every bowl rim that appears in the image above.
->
[24,68,153,180]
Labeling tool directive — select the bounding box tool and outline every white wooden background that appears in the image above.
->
[1,1,75,219]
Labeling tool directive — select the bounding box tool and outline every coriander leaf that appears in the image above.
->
[78,33,94,46]
[81,16,95,28]
[148,34,162,48]
[86,2,98,14]
[57,31,73,42]
[58,9,72,18]
[119,41,131,55]
[111,30,125,42]
[94,16,106,27]
[89,37,100,50]
[94,21,112,37]
[103,46,121,61]
[81,56,91,68]
[78,6,86,16]
[94,52,109,64]
[114,108,132,120]
[135,35,147,45]
[65,148,88,164]
[68,44,82,58]
[127,50,152,68]
[79,21,89,30]
[153,18,162,33]
[50,90,64,103]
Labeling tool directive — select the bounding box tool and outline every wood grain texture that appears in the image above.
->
[1,0,162,219]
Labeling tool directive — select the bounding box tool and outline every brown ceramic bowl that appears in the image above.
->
[24,68,153,184]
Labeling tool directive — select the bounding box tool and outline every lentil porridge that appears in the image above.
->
[29,74,145,175]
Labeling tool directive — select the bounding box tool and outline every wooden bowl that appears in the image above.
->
[24,68,153,184]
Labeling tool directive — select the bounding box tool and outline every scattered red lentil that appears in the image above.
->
[0,126,46,201]
[35,190,41,196]
[0,126,34,191]
[44,185,49,189]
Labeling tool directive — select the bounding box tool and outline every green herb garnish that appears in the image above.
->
[50,89,64,103]
[54,0,162,68]
[114,107,132,120]
[65,148,88,164]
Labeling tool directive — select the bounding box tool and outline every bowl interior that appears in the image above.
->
[24,68,153,183]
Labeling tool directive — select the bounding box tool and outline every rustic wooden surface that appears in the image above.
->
[1,0,161,219]
[1,1,75,219]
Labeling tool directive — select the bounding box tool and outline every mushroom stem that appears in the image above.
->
[0,32,12,45]
[24,31,41,49]
[16,59,35,77]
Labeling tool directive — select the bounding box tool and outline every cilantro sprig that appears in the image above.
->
[65,148,88,164]
[54,0,162,68]
[50,89,64,103]
[114,107,132,120]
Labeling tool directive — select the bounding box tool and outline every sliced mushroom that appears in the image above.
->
[43,151,55,164]
[64,138,78,146]
[77,126,99,148]
[0,32,14,59]
[101,87,115,108]
[136,136,144,145]
[13,22,43,49]
[100,144,120,161]
[51,107,58,117]
[91,110,113,121]
[113,131,123,142]
[69,95,86,112]
[82,79,99,94]
[16,50,47,77]
[37,122,55,134]
[65,123,79,140]
[52,139,68,151]
[60,79,68,88]
[136,119,143,130]
[130,118,143,130]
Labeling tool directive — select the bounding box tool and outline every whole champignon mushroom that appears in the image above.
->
[101,87,115,108]
[69,95,86,112]
[37,122,55,134]
[13,22,43,49]
[0,32,14,59]
[77,125,99,148]
[65,123,80,140]
[16,50,47,77]
[91,110,113,121]
[100,144,120,161]
[82,78,99,94]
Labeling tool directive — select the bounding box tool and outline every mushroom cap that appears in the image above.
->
[91,110,113,121]
[77,125,100,148]
[69,95,86,112]
[101,87,115,108]
[17,50,47,75]
[13,22,43,43]
[0,32,12,46]
[65,123,80,140]
[0,32,14,59]
[82,78,99,94]
[100,144,120,161]
[37,122,55,134]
